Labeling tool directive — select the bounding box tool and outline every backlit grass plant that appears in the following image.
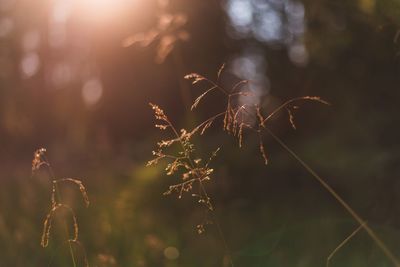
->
[32,148,90,267]
[147,103,218,234]
[148,64,400,267]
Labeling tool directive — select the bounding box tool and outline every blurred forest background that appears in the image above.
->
[1,0,400,266]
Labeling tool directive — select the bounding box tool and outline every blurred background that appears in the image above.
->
[1,0,400,266]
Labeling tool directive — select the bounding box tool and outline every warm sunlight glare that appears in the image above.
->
[77,0,140,22]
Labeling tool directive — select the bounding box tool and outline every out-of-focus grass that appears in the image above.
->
[1,139,400,267]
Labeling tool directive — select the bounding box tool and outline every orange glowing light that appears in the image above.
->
[76,0,139,22]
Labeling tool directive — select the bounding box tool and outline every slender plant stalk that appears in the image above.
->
[264,128,400,267]
[164,116,235,267]
[213,214,235,267]
[327,222,365,267]
[184,78,398,265]
[155,49,234,265]
[43,155,77,267]
[161,64,400,266]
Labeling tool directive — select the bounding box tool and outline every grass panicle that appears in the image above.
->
[183,65,400,266]
[32,148,49,173]
[184,64,329,165]
[149,64,400,267]
[41,203,79,248]
[52,178,90,208]
[148,104,234,266]
[32,148,90,267]
[148,104,217,217]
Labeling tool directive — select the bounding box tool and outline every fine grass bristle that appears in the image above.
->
[53,178,90,208]
[286,107,296,130]
[184,73,205,84]
[259,138,269,165]
[41,204,79,248]
[148,103,218,231]
[191,86,217,110]
[255,106,265,128]
[181,65,330,164]
[231,79,249,93]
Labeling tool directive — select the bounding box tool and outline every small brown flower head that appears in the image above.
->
[150,103,168,121]
[184,73,205,84]
[32,148,47,172]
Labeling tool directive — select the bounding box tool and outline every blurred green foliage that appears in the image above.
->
[1,0,400,266]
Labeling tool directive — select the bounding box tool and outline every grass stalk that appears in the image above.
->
[170,116,235,267]
[43,155,77,267]
[326,222,364,267]
[264,128,400,267]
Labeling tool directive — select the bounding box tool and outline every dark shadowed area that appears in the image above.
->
[1,0,400,266]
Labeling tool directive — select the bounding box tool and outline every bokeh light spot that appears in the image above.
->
[163,246,179,260]
[52,0,72,23]
[82,78,103,106]
[288,43,309,66]
[51,62,72,88]
[20,53,40,78]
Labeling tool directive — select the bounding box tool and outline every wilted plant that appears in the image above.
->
[149,64,400,267]
[32,148,90,267]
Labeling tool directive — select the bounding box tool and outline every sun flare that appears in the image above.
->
[77,0,139,22]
